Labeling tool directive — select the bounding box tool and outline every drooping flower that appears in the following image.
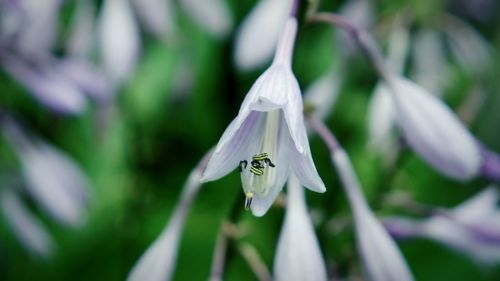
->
[273,174,327,281]
[1,0,62,56]
[367,22,409,155]
[388,75,481,180]
[0,188,55,258]
[385,186,500,265]
[179,0,232,38]
[201,17,325,216]
[363,19,481,180]
[98,0,141,85]
[332,149,414,281]
[2,119,91,227]
[0,52,88,115]
[233,0,292,70]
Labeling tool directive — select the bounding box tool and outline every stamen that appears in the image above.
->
[241,110,280,197]
[245,192,254,210]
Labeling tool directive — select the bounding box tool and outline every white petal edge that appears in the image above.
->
[273,173,328,281]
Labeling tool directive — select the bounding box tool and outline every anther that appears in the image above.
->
[245,192,254,210]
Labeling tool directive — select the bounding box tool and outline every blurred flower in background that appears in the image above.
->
[385,186,500,265]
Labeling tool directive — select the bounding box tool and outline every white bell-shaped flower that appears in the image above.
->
[273,174,327,281]
[385,186,500,264]
[201,18,325,216]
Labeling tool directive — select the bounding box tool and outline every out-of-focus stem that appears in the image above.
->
[308,12,399,92]
[238,243,272,281]
[306,115,339,152]
[306,115,369,214]
[209,222,229,281]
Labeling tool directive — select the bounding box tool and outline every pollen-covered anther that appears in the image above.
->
[245,192,254,210]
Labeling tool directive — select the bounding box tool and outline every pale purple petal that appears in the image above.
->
[241,64,307,154]
[0,188,54,258]
[15,0,62,55]
[273,174,327,281]
[179,0,232,38]
[386,185,500,265]
[333,150,414,281]
[367,82,396,153]
[98,0,141,84]
[131,0,176,39]
[288,122,325,193]
[20,143,91,227]
[2,55,87,115]
[3,122,91,227]
[390,76,481,180]
[201,111,265,182]
[233,0,292,70]
[56,58,113,102]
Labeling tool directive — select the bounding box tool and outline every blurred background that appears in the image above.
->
[0,0,499,280]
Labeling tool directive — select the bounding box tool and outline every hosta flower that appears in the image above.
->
[274,174,327,281]
[179,0,232,38]
[2,119,91,227]
[332,149,414,281]
[388,76,481,180]
[201,17,325,216]
[367,23,408,154]
[365,22,481,180]
[385,186,500,264]
[1,0,62,55]
[1,53,88,115]
[98,0,140,85]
